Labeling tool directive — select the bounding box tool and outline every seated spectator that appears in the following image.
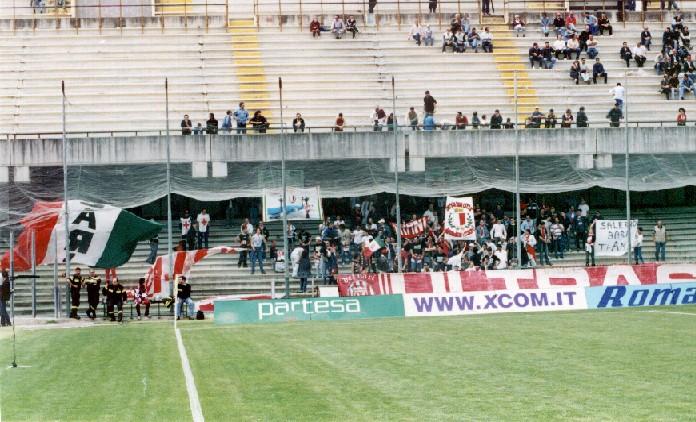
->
[620,41,632,66]
[565,12,578,33]
[655,52,668,74]
[371,106,387,131]
[423,25,434,46]
[479,114,489,128]
[542,41,556,68]
[387,113,396,131]
[409,22,423,45]
[663,27,676,51]
[480,27,493,52]
[584,12,598,35]
[331,15,345,39]
[471,111,481,128]
[310,17,321,38]
[641,26,652,50]
[661,75,674,99]
[577,106,589,127]
[511,15,525,37]
[346,16,358,38]
[175,276,194,320]
[442,29,456,53]
[181,114,192,135]
[292,113,305,133]
[553,12,565,36]
[606,103,623,127]
[632,42,647,67]
[540,13,551,37]
[490,110,503,129]
[407,107,419,130]
[193,122,204,135]
[681,26,691,49]
[586,35,599,58]
[592,57,608,84]
[579,25,591,51]
[206,112,218,135]
[598,13,613,35]
[423,114,436,131]
[553,35,567,59]
[455,111,468,129]
[579,58,592,84]
[545,109,557,128]
[679,74,694,100]
[250,110,268,133]
[672,14,684,32]
[469,28,480,52]
[567,36,581,59]
[529,42,543,68]
[561,109,574,127]
[529,107,544,128]
[455,30,467,53]
[677,107,687,125]
[334,112,345,131]
[570,60,581,84]
[504,118,515,128]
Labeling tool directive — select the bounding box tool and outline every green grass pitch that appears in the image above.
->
[1,307,695,421]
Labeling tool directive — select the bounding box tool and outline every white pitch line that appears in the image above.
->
[175,328,205,422]
[641,309,696,316]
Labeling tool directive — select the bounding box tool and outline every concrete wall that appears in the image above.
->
[1,127,695,167]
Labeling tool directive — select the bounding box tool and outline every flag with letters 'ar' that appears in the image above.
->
[1,200,162,272]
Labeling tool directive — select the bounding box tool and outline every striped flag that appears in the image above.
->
[362,236,385,258]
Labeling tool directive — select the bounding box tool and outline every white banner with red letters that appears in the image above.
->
[391,217,429,239]
[443,196,476,240]
[337,263,696,297]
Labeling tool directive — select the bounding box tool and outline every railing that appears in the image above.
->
[1,120,691,140]
[1,0,228,33]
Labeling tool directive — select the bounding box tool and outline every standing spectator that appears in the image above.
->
[593,58,608,84]
[222,110,233,133]
[371,106,387,131]
[250,110,269,133]
[197,208,210,249]
[476,220,490,245]
[181,210,195,250]
[206,113,218,135]
[310,17,321,37]
[423,114,436,131]
[331,15,345,39]
[482,0,491,16]
[585,224,596,267]
[490,110,503,129]
[146,229,159,265]
[429,0,437,13]
[407,107,419,129]
[134,278,150,320]
[334,112,345,132]
[175,276,194,320]
[0,270,10,327]
[576,106,589,127]
[540,13,551,37]
[653,220,667,261]
[368,0,377,13]
[292,113,305,133]
[606,103,623,127]
[610,82,625,110]
[181,114,192,135]
[234,102,249,134]
[550,217,565,259]
[641,27,652,50]
[346,16,358,38]
[634,227,645,264]
[250,227,266,274]
[536,223,552,266]
[423,90,437,115]
[238,220,252,268]
[677,107,687,125]
[491,219,507,241]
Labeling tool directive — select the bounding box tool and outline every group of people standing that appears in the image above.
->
[180,102,269,135]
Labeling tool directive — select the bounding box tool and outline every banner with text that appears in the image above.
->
[392,217,429,239]
[262,186,323,222]
[214,294,405,324]
[337,263,696,296]
[585,282,696,309]
[594,219,638,257]
[404,288,587,317]
[443,196,476,240]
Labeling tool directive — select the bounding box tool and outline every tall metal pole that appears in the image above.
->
[10,230,17,368]
[279,77,290,297]
[392,76,402,273]
[624,73,632,264]
[165,78,174,302]
[513,70,519,126]
[53,234,59,318]
[514,72,522,268]
[62,81,71,317]
[31,230,36,317]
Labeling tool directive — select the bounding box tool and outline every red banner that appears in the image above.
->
[391,217,429,239]
[337,263,696,296]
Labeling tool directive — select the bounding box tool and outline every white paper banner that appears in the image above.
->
[443,196,476,240]
[262,186,323,221]
[594,219,638,257]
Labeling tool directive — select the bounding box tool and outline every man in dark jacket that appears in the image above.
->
[423,91,437,115]
[206,113,219,135]
[592,58,608,84]
[490,110,503,129]
[576,106,589,127]
[1,270,11,327]
[606,104,623,127]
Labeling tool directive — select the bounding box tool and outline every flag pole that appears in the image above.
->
[280,77,290,298]
[392,76,402,273]
[9,230,17,367]
[514,72,522,269]
[165,78,174,314]
[62,81,71,317]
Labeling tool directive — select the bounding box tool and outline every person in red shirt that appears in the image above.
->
[310,18,321,38]
[455,112,469,129]
[677,107,687,126]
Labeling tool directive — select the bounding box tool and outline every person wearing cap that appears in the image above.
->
[176,276,195,320]
[83,269,102,320]
[102,277,127,322]
[134,278,151,320]
[64,267,84,319]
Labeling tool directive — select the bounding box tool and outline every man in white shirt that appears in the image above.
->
[553,35,567,59]
[610,82,625,111]
[633,227,645,264]
[331,15,345,39]
[632,42,647,67]
[423,203,437,225]
[371,107,387,131]
[480,27,494,52]
[520,215,536,235]
[578,198,590,219]
[196,208,210,249]
[352,225,366,257]
[180,210,195,250]
[250,227,266,275]
[491,219,507,242]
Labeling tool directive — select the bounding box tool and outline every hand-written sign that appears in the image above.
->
[594,219,638,257]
